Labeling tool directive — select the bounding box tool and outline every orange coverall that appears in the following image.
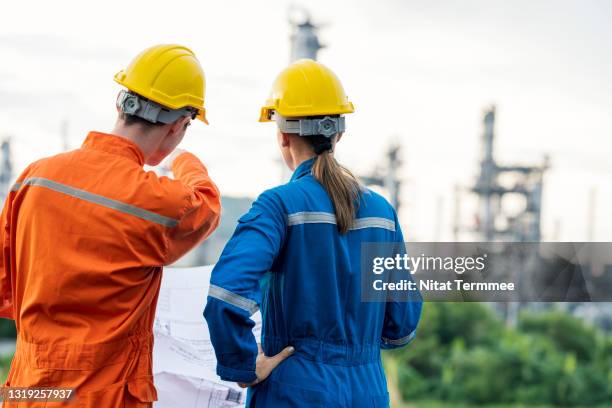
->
[0,131,221,407]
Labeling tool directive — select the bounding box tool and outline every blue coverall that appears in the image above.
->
[204,158,422,407]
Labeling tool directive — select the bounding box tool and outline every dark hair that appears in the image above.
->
[308,135,361,234]
[119,112,165,128]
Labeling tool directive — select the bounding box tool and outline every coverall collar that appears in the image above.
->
[82,132,145,166]
[290,157,315,182]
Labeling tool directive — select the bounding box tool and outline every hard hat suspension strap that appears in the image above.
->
[274,114,345,138]
[117,90,197,125]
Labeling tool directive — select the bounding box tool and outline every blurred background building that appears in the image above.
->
[179,7,406,266]
[1,1,612,405]
[1,4,610,332]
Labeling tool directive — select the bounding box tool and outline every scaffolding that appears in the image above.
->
[455,106,549,242]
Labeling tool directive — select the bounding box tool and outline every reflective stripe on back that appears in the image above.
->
[352,217,396,231]
[286,211,395,232]
[12,177,179,228]
[287,211,336,226]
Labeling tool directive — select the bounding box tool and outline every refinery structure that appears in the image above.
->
[191,9,405,266]
[453,106,549,243]
[0,8,609,330]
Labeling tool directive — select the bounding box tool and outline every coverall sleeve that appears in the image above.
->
[203,191,286,383]
[0,193,13,319]
[0,164,32,319]
[381,212,423,349]
[163,152,221,265]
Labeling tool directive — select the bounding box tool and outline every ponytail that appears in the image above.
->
[310,136,361,234]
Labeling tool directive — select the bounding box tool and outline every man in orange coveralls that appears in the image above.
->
[0,44,221,407]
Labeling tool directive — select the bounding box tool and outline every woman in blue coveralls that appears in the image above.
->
[204,59,423,407]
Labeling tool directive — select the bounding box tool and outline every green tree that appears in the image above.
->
[388,303,612,406]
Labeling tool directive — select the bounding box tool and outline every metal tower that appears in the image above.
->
[0,139,13,204]
[453,106,550,326]
[289,7,324,61]
[360,144,403,212]
[470,106,549,242]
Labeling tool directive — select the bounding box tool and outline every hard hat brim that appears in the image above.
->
[196,108,209,124]
[259,106,274,122]
[259,102,355,123]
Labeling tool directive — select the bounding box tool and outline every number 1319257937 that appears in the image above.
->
[0,387,74,402]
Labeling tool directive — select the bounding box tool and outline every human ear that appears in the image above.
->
[281,132,291,148]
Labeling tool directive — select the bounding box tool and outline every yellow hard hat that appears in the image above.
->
[259,59,354,122]
[114,44,208,124]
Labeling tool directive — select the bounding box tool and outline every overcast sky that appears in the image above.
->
[0,0,610,241]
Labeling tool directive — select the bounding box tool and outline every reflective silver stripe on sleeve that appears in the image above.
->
[11,182,21,192]
[17,177,179,227]
[382,331,416,346]
[287,212,395,232]
[208,284,259,315]
[352,217,395,232]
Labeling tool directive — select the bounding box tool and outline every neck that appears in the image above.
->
[111,120,160,162]
[290,150,316,171]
